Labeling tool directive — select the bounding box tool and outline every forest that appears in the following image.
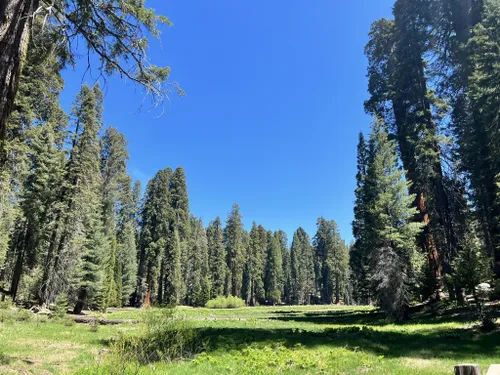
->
[0,0,499,374]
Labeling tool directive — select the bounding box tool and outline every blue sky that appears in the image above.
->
[60,0,394,243]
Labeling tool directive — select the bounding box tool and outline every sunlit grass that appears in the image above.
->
[0,304,498,374]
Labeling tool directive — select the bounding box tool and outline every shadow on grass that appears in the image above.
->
[267,305,500,327]
[197,325,500,361]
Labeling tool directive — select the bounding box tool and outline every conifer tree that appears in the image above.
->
[314,218,349,304]
[350,132,371,304]
[244,222,265,305]
[207,217,226,298]
[185,217,210,306]
[290,228,314,304]
[276,230,290,303]
[136,168,173,305]
[100,127,131,307]
[224,203,245,297]
[265,232,284,305]
[365,119,424,319]
[66,84,108,314]
[0,26,66,300]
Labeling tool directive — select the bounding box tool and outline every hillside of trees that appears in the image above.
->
[0,0,500,322]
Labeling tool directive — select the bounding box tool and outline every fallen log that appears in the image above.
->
[70,315,139,325]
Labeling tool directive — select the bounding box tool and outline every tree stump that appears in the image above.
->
[455,364,481,375]
[486,365,500,375]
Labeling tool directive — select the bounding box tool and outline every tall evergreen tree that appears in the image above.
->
[136,168,173,305]
[290,228,314,305]
[207,217,226,298]
[65,84,108,314]
[365,119,424,319]
[224,203,245,297]
[185,217,210,306]
[314,218,349,304]
[350,132,371,304]
[264,232,284,305]
[365,4,456,298]
[0,25,66,301]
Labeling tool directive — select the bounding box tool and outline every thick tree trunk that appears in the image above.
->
[73,288,86,314]
[0,0,35,153]
[417,193,445,300]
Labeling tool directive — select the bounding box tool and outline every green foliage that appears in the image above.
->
[205,296,246,309]
[264,232,284,305]
[54,293,68,319]
[365,120,424,319]
[224,203,245,298]
[290,228,314,305]
[207,217,227,298]
[112,308,198,363]
[314,218,350,305]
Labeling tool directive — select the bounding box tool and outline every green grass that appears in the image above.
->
[0,304,498,374]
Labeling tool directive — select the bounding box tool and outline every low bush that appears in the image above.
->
[0,299,12,310]
[111,308,201,364]
[0,352,11,365]
[205,296,246,309]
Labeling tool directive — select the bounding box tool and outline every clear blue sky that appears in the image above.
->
[60,0,394,244]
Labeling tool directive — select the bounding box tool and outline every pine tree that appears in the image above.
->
[66,84,108,314]
[264,232,284,305]
[224,203,245,297]
[185,217,210,306]
[365,119,424,319]
[290,228,314,305]
[0,26,66,301]
[276,230,290,303]
[365,3,456,298]
[0,0,175,151]
[207,217,227,298]
[314,218,349,304]
[136,168,173,305]
[100,127,131,308]
[244,222,265,305]
[350,132,371,304]
[464,0,500,274]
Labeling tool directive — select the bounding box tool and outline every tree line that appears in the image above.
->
[349,0,500,318]
[1,0,499,319]
[0,35,350,309]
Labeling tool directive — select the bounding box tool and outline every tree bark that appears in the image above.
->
[454,364,480,375]
[417,193,444,300]
[0,0,35,154]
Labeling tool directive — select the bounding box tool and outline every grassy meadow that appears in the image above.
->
[0,304,499,375]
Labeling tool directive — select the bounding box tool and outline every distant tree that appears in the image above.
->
[350,132,372,304]
[264,232,284,305]
[290,228,314,305]
[185,217,210,306]
[207,217,226,298]
[314,218,349,304]
[136,168,173,305]
[224,203,245,297]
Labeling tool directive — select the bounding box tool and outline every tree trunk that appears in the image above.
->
[454,364,480,375]
[0,0,35,154]
[417,192,444,300]
[73,288,86,314]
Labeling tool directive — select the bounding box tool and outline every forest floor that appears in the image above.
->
[0,303,499,375]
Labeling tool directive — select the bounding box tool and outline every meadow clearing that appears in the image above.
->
[1,303,499,375]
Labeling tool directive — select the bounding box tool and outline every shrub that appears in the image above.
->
[54,293,68,319]
[205,296,246,309]
[0,299,12,310]
[112,308,200,364]
[0,352,11,365]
